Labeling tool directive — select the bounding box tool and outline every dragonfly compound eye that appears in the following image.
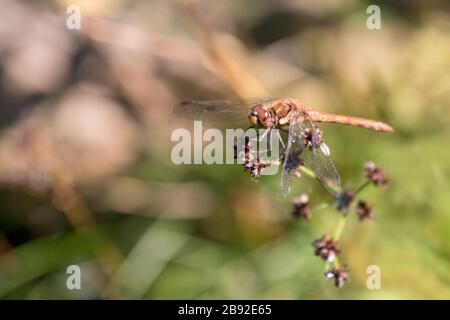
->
[248,105,273,128]
[248,110,258,126]
[249,106,263,126]
[248,114,258,126]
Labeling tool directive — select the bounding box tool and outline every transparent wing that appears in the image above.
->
[308,124,342,197]
[174,98,278,128]
[281,112,305,196]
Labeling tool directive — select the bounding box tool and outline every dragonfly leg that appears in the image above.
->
[276,131,286,150]
[258,128,270,141]
[258,128,272,151]
[243,126,259,143]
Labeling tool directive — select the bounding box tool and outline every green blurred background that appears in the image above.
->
[0,0,449,299]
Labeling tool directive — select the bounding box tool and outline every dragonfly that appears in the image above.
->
[174,98,393,197]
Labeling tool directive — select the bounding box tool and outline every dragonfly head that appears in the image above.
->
[248,105,273,128]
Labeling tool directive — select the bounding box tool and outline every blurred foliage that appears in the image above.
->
[0,0,449,299]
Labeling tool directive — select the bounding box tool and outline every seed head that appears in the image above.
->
[336,190,356,212]
[356,200,374,221]
[292,194,311,219]
[244,156,266,181]
[301,127,324,151]
[282,149,304,177]
[325,266,350,288]
[312,234,341,261]
[364,162,389,186]
[235,136,253,163]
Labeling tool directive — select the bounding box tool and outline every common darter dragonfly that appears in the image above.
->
[174,98,393,197]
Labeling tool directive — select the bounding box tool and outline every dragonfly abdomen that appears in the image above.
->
[305,110,394,132]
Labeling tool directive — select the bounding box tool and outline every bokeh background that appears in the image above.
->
[0,0,449,299]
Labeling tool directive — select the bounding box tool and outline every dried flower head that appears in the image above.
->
[364,162,389,186]
[336,190,356,212]
[301,127,324,150]
[292,193,311,219]
[244,156,266,181]
[281,149,304,177]
[312,234,341,261]
[235,136,253,163]
[356,200,374,221]
[325,266,350,288]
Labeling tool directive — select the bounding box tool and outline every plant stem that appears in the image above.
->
[299,161,376,275]
[329,179,373,270]
[299,166,316,179]
[333,215,347,240]
[355,179,371,194]
[300,168,373,272]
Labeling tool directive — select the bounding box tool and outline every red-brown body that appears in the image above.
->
[175,97,392,197]
[248,98,394,132]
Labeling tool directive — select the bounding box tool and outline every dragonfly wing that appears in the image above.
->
[174,98,278,128]
[310,128,342,197]
[281,112,305,196]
